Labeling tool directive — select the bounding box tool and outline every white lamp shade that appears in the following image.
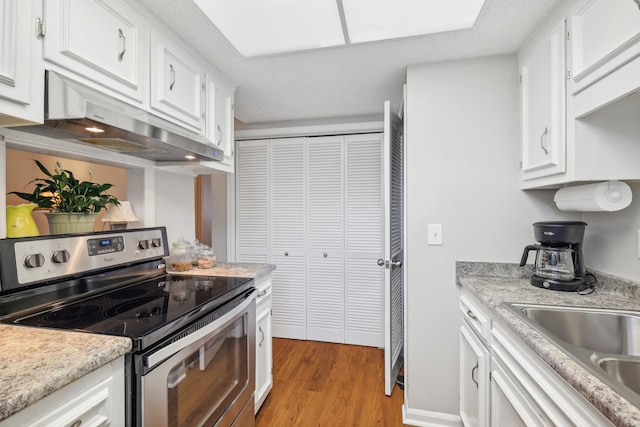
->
[102,201,138,223]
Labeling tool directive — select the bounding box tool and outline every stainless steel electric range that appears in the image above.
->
[0,227,256,427]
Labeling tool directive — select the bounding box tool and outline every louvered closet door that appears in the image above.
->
[345,133,384,347]
[270,138,307,339]
[235,140,269,263]
[306,136,345,343]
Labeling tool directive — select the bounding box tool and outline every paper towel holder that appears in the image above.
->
[553,180,632,212]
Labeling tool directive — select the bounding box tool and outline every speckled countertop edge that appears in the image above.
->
[0,326,131,421]
[167,262,276,280]
[457,261,640,427]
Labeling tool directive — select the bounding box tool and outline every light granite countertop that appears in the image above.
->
[167,262,276,280]
[0,326,131,421]
[0,261,274,422]
[457,261,640,427]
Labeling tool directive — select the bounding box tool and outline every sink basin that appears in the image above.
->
[517,305,640,356]
[505,303,640,407]
[599,358,640,396]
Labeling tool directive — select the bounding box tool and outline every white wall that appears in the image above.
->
[582,181,640,280]
[404,55,578,421]
[154,169,196,244]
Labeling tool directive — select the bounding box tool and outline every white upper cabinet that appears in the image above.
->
[203,76,235,172]
[519,18,567,182]
[569,0,640,95]
[0,0,43,125]
[519,0,640,188]
[150,29,206,133]
[43,0,147,102]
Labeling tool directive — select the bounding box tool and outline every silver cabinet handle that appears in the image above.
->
[117,28,126,62]
[471,362,479,389]
[540,126,549,155]
[377,259,385,266]
[323,252,328,258]
[216,125,223,145]
[257,290,267,298]
[259,326,264,347]
[634,0,640,10]
[466,309,478,321]
[391,260,402,268]
[169,64,176,91]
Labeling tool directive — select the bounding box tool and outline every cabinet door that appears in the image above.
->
[569,0,640,93]
[344,134,384,347]
[490,359,549,427]
[0,0,30,105]
[205,77,235,172]
[235,140,269,263]
[43,0,146,102]
[0,0,42,125]
[150,29,205,132]
[520,18,567,182]
[255,293,272,413]
[270,138,306,339]
[460,323,489,427]
[306,136,344,343]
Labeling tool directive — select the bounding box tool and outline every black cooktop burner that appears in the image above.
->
[44,305,104,322]
[2,273,254,350]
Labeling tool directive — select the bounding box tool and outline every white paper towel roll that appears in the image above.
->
[554,181,632,212]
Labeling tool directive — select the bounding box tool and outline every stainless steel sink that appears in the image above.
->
[599,358,640,396]
[505,303,640,407]
[517,305,640,356]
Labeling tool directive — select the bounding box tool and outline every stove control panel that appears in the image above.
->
[2,227,169,288]
[87,236,125,256]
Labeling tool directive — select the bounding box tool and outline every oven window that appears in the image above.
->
[167,315,249,426]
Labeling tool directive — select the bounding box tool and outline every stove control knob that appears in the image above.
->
[51,250,70,264]
[138,240,150,250]
[24,253,45,268]
[151,238,162,248]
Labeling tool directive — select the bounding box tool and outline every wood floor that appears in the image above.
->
[256,338,407,427]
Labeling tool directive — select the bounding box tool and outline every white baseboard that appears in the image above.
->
[402,404,463,427]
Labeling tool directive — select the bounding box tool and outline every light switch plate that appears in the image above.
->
[428,224,443,245]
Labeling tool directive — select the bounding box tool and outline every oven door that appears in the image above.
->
[141,289,256,427]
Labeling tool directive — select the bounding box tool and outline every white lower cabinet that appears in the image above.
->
[255,275,273,413]
[0,356,125,427]
[459,291,614,427]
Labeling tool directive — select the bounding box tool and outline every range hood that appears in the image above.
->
[12,71,224,163]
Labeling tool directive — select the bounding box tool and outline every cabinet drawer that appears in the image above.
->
[43,0,146,102]
[460,293,491,344]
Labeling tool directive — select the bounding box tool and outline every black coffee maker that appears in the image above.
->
[520,221,587,291]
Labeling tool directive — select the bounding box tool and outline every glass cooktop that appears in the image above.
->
[2,274,253,349]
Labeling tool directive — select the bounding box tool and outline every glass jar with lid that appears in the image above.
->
[169,237,194,272]
[197,247,216,269]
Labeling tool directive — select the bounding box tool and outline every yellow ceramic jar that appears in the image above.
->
[6,203,40,238]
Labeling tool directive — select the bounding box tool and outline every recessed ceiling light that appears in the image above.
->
[342,0,486,44]
[185,155,196,160]
[193,0,345,57]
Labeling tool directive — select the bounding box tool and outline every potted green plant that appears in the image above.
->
[10,160,119,234]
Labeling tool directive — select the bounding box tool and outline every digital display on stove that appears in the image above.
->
[99,239,112,247]
[87,236,125,256]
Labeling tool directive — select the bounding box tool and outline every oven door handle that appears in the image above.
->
[144,289,256,369]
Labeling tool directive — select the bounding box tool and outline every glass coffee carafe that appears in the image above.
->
[535,247,576,281]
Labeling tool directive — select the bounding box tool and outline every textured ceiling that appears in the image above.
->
[137,0,565,126]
